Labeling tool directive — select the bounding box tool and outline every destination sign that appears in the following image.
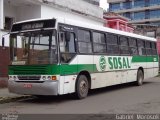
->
[11,19,56,32]
[21,23,44,30]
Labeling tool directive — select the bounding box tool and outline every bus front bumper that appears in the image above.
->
[8,80,59,95]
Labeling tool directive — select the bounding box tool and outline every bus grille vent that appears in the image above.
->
[11,66,48,75]
[18,76,41,80]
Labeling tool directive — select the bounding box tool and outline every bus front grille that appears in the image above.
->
[10,65,48,75]
[18,76,41,80]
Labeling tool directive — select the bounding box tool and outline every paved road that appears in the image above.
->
[0,77,160,114]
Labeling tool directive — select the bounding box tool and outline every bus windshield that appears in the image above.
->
[10,30,57,65]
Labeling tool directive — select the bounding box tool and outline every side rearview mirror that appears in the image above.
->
[65,32,70,42]
[2,37,5,47]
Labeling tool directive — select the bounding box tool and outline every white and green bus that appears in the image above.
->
[6,18,158,99]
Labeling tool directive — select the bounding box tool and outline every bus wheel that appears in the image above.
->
[136,69,144,86]
[75,75,89,99]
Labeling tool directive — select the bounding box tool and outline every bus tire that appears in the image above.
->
[75,75,89,99]
[136,69,144,86]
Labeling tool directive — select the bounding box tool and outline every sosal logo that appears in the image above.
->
[99,56,106,71]
[108,57,131,69]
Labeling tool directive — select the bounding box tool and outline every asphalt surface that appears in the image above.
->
[0,77,160,114]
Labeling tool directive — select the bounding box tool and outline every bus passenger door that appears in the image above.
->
[59,30,77,94]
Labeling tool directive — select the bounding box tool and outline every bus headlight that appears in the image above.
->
[9,76,13,80]
[48,76,52,80]
[13,76,17,81]
[42,76,47,80]
[41,76,57,81]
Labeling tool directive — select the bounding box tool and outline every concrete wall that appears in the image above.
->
[16,5,41,22]
[40,0,103,19]
[41,4,103,26]
[4,3,17,20]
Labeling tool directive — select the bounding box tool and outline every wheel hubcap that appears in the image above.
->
[138,72,143,84]
[139,77,142,84]
[80,80,87,95]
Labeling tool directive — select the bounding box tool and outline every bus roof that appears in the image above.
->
[13,18,156,42]
[13,18,55,25]
[61,18,156,42]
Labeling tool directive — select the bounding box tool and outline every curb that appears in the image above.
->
[0,96,31,104]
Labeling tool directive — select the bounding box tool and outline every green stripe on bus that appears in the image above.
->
[8,56,159,75]
[132,56,158,63]
[59,64,98,75]
[8,64,98,75]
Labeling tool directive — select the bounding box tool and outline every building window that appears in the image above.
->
[110,3,121,11]
[4,17,14,30]
[150,9,160,19]
[123,1,131,9]
[134,11,145,20]
[150,0,160,6]
[134,0,145,8]
[123,12,132,19]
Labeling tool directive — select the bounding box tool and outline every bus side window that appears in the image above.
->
[138,40,146,55]
[59,32,76,63]
[152,42,157,55]
[68,33,76,53]
[146,41,152,56]
[59,32,66,52]
[119,36,130,55]
[93,32,106,53]
[78,29,92,53]
[107,34,119,55]
[129,38,138,55]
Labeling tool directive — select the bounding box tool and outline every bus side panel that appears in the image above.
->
[59,76,65,95]
[62,75,77,94]
[153,56,159,77]
[154,64,159,77]
[92,55,107,88]
[146,56,154,78]
[60,56,78,95]
[59,75,77,95]
[125,70,137,83]
[92,56,125,89]
[91,72,121,89]
[127,60,139,82]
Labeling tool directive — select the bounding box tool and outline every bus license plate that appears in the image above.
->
[23,84,32,88]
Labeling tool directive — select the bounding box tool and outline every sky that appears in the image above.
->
[100,0,109,11]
